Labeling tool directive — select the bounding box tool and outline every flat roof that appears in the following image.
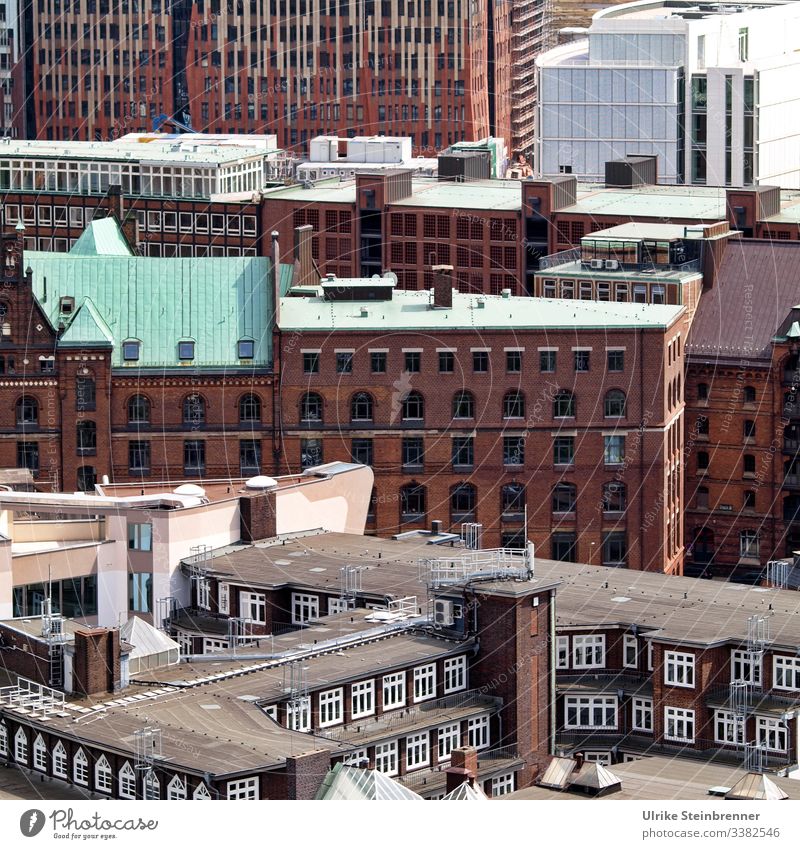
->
[536,260,700,283]
[558,184,729,220]
[279,289,684,332]
[584,221,725,240]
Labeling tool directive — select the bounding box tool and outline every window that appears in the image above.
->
[193,783,212,800]
[607,350,624,372]
[664,651,695,688]
[743,454,755,475]
[491,773,516,797]
[118,762,136,798]
[664,707,695,742]
[351,438,373,466]
[553,436,574,465]
[404,351,421,373]
[300,438,323,469]
[342,749,369,767]
[574,350,590,372]
[738,26,749,62]
[300,392,323,422]
[773,655,800,690]
[743,490,756,510]
[303,351,320,374]
[129,573,152,613]
[406,732,430,769]
[697,383,709,401]
[400,483,426,519]
[240,439,261,475]
[715,710,745,745]
[239,394,261,423]
[227,777,258,799]
[167,775,187,800]
[740,530,759,559]
[16,442,38,474]
[383,672,406,709]
[503,391,525,419]
[506,350,522,373]
[602,532,627,567]
[76,420,97,454]
[336,351,353,373]
[604,435,624,465]
[370,351,387,373]
[732,650,762,685]
[553,390,575,418]
[540,350,556,372]
[183,440,205,475]
[604,390,626,418]
[319,688,344,727]
[602,482,627,513]
[757,717,787,752]
[291,592,318,624]
[53,741,67,778]
[178,340,195,360]
[237,339,255,359]
[413,663,436,702]
[438,351,454,373]
[437,722,460,761]
[624,635,638,668]
[472,351,489,373]
[557,635,569,669]
[501,482,525,517]
[73,376,96,413]
[350,392,373,422]
[443,655,467,693]
[95,755,112,793]
[466,715,490,749]
[451,483,476,519]
[402,438,424,468]
[351,680,375,719]
[452,437,474,468]
[452,391,474,419]
[698,451,709,471]
[552,482,577,513]
[401,391,424,421]
[286,696,311,731]
[74,748,89,786]
[564,696,617,729]
[573,635,605,668]
[122,340,140,361]
[127,394,150,424]
[744,419,756,440]
[127,522,152,551]
[743,386,756,404]
[374,740,398,775]
[633,698,653,732]
[240,591,266,623]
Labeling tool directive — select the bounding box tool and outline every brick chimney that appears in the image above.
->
[445,746,478,793]
[106,184,124,221]
[293,224,316,288]
[240,489,277,542]
[285,750,333,800]
[72,628,120,696]
[431,264,453,309]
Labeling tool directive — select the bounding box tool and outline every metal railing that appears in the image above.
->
[538,248,581,270]
[706,685,800,712]
[399,746,521,790]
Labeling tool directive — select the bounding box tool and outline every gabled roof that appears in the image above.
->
[316,764,423,800]
[59,298,114,347]
[119,616,180,662]
[68,217,134,257]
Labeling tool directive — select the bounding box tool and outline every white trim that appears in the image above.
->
[571,346,592,351]
[436,347,457,352]
[503,346,525,352]
[300,348,321,354]
[664,651,695,689]
[564,695,617,730]
[401,348,424,352]
[368,348,390,352]
[538,346,558,351]
[605,346,627,351]
[470,347,491,352]
[334,348,355,353]
[664,706,695,743]
[319,687,344,727]
[351,680,376,719]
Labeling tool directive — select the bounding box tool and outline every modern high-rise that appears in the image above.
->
[535,0,800,187]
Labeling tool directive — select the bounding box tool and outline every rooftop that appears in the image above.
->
[559,183,730,220]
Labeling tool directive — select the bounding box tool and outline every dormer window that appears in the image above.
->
[59,296,75,315]
[178,340,195,361]
[237,339,255,360]
[122,340,141,361]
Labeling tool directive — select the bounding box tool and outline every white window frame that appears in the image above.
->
[556,635,569,669]
[715,710,745,745]
[664,706,695,743]
[144,771,160,800]
[167,775,187,799]
[632,698,653,733]
[118,761,136,798]
[286,696,311,732]
[383,672,406,710]
[664,651,695,688]
[33,734,47,771]
[773,655,800,691]
[374,740,398,776]
[328,597,350,615]
[351,680,375,719]
[466,714,490,750]
[443,655,467,694]
[731,649,762,686]
[95,755,112,794]
[227,777,258,800]
[318,688,344,727]
[573,634,605,669]
[218,582,229,615]
[564,696,617,730]
[239,590,266,624]
[53,740,67,777]
[405,731,430,769]
[73,748,89,786]
[291,592,319,625]
[197,578,211,611]
[491,772,516,797]
[342,748,369,767]
[0,724,6,756]
[14,727,27,763]
[647,642,654,671]
[437,722,460,761]
[192,782,212,800]
[757,716,788,752]
[413,663,436,703]
[623,634,638,668]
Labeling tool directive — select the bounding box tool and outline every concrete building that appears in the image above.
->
[535,0,800,187]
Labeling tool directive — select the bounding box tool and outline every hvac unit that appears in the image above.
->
[604,259,620,270]
[433,599,454,627]
[589,259,604,269]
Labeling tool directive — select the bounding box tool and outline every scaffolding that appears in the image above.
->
[41,598,67,689]
[134,726,163,800]
[420,543,534,589]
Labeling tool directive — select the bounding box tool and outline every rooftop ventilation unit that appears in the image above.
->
[604,260,620,270]
[433,599,454,627]
[589,259,604,269]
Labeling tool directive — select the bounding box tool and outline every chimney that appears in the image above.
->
[445,746,478,793]
[72,628,121,696]
[106,184,124,221]
[574,752,585,771]
[240,489,277,542]
[293,224,316,288]
[431,264,453,309]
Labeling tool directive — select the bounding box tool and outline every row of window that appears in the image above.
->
[126,393,262,425]
[540,277,671,304]
[135,210,258,236]
[303,348,626,376]
[121,339,256,362]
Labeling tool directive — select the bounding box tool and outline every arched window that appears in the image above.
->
[73,748,89,786]
[144,771,161,800]
[183,394,206,425]
[168,775,188,800]
[401,391,424,421]
[119,761,136,799]
[127,394,150,424]
[744,385,756,404]
[602,482,627,513]
[76,420,96,454]
[604,390,626,418]
[33,734,47,771]
[501,483,525,517]
[16,396,38,424]
[400,483,426,521]
[553,390,575,418]
[350,392,373,422]
[552,482,577,513]
[0,300,10,337]
[14,727,27,763]
[239,393,261,423]
[95,755,112,794]
[451,483,476,520]
[193,782,212,800]
[452,390,474,419]
[52,741,67,778]
[503,391,525,419]
[300,392,323,422]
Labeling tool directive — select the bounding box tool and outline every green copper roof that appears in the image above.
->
[26,249,274,369]
[68,218,134,256]
[59,297,115,347]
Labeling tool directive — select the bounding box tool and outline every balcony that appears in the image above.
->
[706,685,800,714]
[556,671,650,696]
